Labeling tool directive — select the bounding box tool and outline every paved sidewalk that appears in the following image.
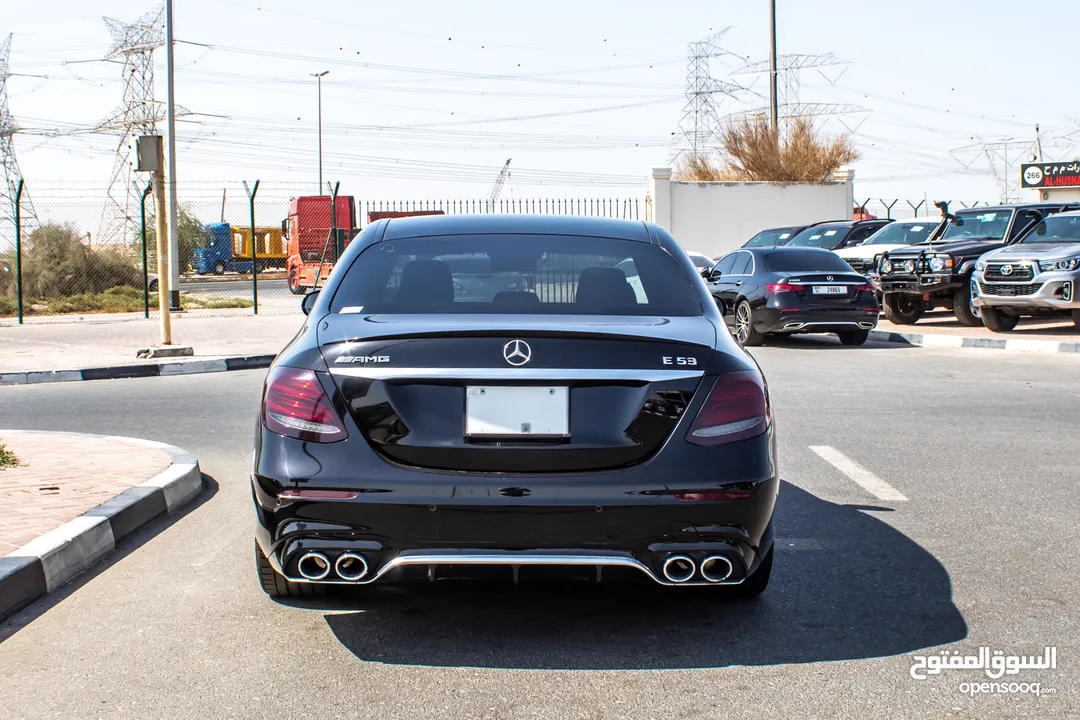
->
[0,430,201,621]
[0,314,303,374]
[877,311,1077,339]
[0,433,172,555]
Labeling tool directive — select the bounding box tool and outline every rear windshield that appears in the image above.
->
[744,229,797,247]
[330,235,703,316]
[786,224,850,248]
[765,251,854,273]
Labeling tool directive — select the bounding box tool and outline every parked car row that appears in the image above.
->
[877,202,1080,331]
[720,201,1080,337]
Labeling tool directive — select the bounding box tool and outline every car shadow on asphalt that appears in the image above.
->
[0,473,220,643]
[756,334,910,351]
[319,481,967,670]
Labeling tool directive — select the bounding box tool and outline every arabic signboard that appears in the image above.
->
[1021,162,1080,189]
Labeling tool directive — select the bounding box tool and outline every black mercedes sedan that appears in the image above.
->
[252,214,778,599]
[705,246,879,346]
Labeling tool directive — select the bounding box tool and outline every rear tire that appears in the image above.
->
[214,261,226,276]
[837,329,870,346]
[728,546,773,599]
[981,306,1020,332]
[883,294,924,325]
[255,540,329,598]
[953,280,983,327]
[734,300,764,347]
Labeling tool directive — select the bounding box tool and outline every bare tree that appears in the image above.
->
[675,116,859,182]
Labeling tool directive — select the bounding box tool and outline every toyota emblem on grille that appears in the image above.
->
[503,339,532,366]
[1000,264,1014,276]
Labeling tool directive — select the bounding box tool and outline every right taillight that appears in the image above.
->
[686,371,770,446]
[262,366,347,443]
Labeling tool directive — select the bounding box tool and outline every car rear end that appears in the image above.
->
[251,217,778,593]
[753,250,879,336]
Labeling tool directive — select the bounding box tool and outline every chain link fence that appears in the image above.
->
[2,185,992,326]
[0,186,645,325]
[855,198,995,221]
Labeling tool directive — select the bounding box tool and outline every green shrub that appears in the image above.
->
[0,223,142,301]
[0,442,19,470]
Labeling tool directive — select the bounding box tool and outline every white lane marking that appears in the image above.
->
[809,445,909,502]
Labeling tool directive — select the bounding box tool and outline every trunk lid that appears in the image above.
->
[317,314,717,473]
[780,272,867,306]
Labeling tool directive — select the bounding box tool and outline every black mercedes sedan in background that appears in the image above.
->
[253,215,778,601]
[705,246,879,346]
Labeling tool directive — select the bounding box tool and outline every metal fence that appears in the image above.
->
[855,198,996,220]
[0,184,644,326]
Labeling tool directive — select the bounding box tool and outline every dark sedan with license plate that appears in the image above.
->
[705,247,879,346]
[252,214,778,600]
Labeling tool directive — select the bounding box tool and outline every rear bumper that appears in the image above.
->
[972,270,1080,311]
[754,306,878,335]
[251,426,779,587]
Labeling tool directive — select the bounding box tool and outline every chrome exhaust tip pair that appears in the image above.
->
[296,551,369,582]
[661,554,734,584]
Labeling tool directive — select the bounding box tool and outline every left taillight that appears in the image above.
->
[262,366,347,443]
[685,371,771,446]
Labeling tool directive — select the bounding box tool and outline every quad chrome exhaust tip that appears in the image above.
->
[296,551,332,581]
[699,555,734,583]
[662,555,696,583]
[334,552,370,581]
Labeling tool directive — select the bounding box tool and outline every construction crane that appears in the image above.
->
[487,158,511,210]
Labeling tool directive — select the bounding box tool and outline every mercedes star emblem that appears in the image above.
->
[503,339,532,366]
[1000,264,1014,276]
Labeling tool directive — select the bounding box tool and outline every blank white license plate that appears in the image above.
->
[812,285,846,295]
[465,386,569,436]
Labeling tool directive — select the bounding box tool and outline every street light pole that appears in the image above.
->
[768,0,779,133]
[311,71,329,194]
[165,0,181,310]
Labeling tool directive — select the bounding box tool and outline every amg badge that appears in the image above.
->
[335,355,390,364]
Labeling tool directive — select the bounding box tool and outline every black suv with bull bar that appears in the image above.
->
[877,202,1079,326]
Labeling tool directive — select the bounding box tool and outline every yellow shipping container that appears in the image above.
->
[231,226,286,259]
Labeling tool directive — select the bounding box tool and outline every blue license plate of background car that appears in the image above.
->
[812,285,846,295]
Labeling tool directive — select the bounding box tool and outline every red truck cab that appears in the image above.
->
[284,195,357,294]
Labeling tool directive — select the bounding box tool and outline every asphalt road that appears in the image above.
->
[1,336,1077,719]
[180,277,301,316]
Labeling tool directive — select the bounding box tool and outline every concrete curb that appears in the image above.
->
[0,432,202,622]
[0,353,276,387]
[869,329,1080,354]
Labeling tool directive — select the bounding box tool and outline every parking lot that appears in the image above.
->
[1,337,1075,719]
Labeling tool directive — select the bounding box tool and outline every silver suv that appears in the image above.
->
[972,210,1080,332]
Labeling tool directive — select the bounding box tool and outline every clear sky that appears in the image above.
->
[5,0,1079,216]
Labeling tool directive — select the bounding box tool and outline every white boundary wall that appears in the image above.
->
[649,167,855,258]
